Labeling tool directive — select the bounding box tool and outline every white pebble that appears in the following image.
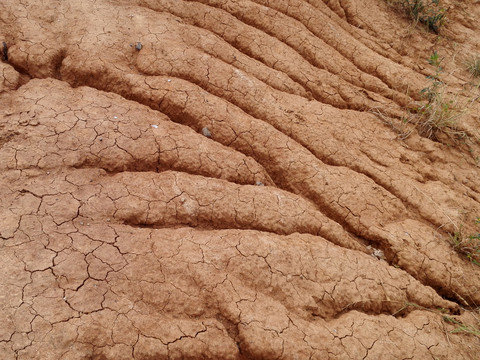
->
[151,124,158,129]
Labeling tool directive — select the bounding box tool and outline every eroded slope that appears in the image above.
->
[1,0,480,359]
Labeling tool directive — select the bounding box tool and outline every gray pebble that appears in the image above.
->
[201,127,211,138]
[135,42,142,51]
[255,181,264,186]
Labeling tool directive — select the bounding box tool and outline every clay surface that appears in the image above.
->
[1,0,480,359]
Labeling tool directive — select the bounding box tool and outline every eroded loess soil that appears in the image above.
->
[1,0,480,359]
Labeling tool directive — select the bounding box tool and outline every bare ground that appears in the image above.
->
[1,0,480,358]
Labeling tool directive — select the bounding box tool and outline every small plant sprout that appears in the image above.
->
[428,50,442,68]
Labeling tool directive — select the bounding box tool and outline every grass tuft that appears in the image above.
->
[413,51,468,142]
[466,56,480,78]
[449,225,480,267]
[443,315,480,338]
[415,88,466,141]
[386,0,446,33]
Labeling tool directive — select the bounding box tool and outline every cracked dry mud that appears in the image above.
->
[1,0,480,359]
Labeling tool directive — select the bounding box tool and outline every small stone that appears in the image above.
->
[46,171,50,175]
[99,137,103,141]
[106,218,111,222]
[255,181,264,186]
[167,79,171,82]
[80,222,84,225]
[372,248,385,260]
[135,42,142,51]
[151,124,158,129]
[201,127,211,138]
[113,116,118,119]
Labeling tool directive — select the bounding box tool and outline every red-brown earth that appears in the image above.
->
[1,0,480,358]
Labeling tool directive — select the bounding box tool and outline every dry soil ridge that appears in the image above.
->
[1,0,480,359]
